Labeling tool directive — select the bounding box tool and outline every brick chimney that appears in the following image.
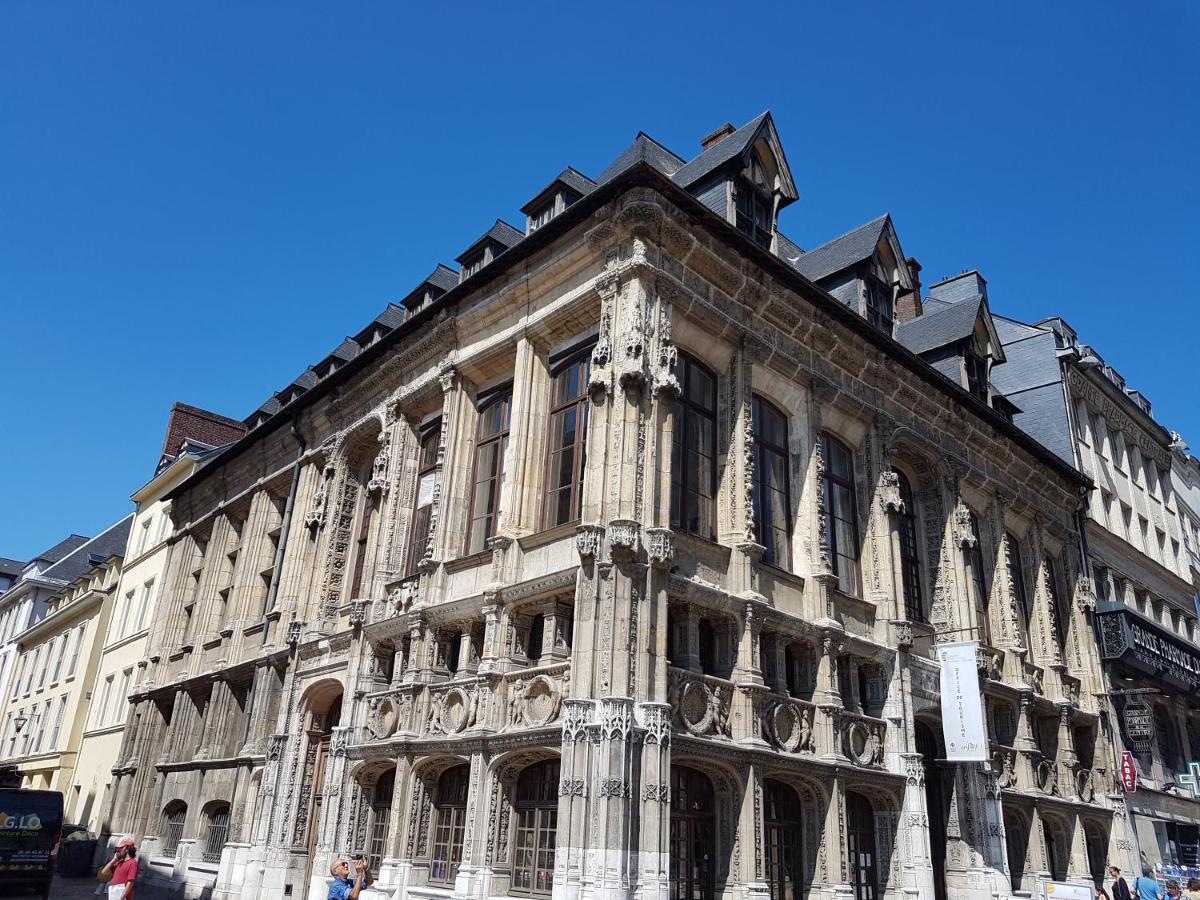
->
[160,402,247,462]
[895,257,923,323]
[700,123,736,152]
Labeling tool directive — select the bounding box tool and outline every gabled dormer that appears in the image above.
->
[352,303,407,348]
[400,264,460,315]
[672,112,798,250]
[896,271,1008,406]
[312,338,360,380]
[790,214,918,338]
[456,220,524,283]
[521,168,595,234]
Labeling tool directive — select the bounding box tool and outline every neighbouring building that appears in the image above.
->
[992,309,1200,873]
[0,535,90,707]
[0,517,132,810]
[74,404,245,846]
[107,112,1113,900]
[0,558,22,594]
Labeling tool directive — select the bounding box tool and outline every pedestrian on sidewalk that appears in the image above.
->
[96,838,138,900]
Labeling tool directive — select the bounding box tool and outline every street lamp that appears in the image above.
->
[12,714,28,734]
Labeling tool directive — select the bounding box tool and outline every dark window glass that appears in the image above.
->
[512,760,560,895]
[865,278,894,335]
[367,769,395,871]
[697,618,716,675]
[544,356,590,528]
[1007,533,1031,628]
[1044,556,1066,649]
[160,802,187,858]
[350,488,376,600]
[753,397,792,568]
[966,512,990,644]
[846,792,879,900]
[445,630,462,674]
[965,351,988,402]
[430,765,469,884]
[894,470,924,622]
[201,804,230,863]
[406,421,441,577]
[467,392,512,554]
[671,356,718,540]
[822,434,860,596]
[735,179,773,248]
[527,614,545,664]
[669,768,715,900]
[763,781,803,900]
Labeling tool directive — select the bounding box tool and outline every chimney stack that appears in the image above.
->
[895,257,924,323]
[700,123,736,152]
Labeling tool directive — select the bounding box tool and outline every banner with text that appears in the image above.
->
[937,641,988,762]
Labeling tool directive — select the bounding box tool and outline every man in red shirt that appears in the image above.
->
[97,838,139,900]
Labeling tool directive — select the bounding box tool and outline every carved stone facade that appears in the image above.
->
[104,117,1114,900]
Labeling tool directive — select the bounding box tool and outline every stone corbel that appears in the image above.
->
[304,465,335,530]
[575,524,605,561]
[952,500,977,548]
[878,469,905,514]
[607,519,640,559]
[348,600,367,628]
[645,527,674,567]
[1074,575,1097,614]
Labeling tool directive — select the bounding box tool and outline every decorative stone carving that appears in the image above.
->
[992,747,1017,788]
[506,674,565,729]
[599,697,633,741]
[607,519,640,557]
[640,702,672,747]
[286,620,304,645]
[1035,758,1059,795]
[641,783,670,803]
[1075,767,1095,802]
[575,524,605,561]
[953,500,977,548]
[1075,575,1097,613]
[562,699,592,742]
[645,527,674,566]
[878,469,905,513]
[668,671,732,738]
[367,431,391,495]
[348,600,367,626]
[598,778,630,799]
[305,466,334,530]
[559,778,586,797]
[761,698,816,753]
[366,696,399,739]
[902,753,925,787]
[427,687,478,735]
[838,712,885,767]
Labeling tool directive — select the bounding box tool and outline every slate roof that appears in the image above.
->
[30,535,90,567]
[520,167,596,214]
[41,516,133,585]
[790,215,890,283]
[670,112,771,189]
[597,133,686,184]
[775,231,805,264]
[895,296,984,356]
[0,558,23,578]
[456,219,525,263]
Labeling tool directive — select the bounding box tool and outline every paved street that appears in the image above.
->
[49,874,102,899]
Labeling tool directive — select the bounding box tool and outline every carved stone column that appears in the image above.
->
[899,753,938,898]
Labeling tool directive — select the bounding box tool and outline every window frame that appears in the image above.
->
[893,469,925,622]
[510,760,560,897]
[1007,532,1032,631]
[752,395,792,569]
[201,803,230,864]
[429,765,470,885]
[406,419,442,577]
[466,389,513,555]
[964,510,991,645]
[159,802,188,858]
[671,354,719,541]
[542,353,591,530]
[822,433,861,596]
[865,275,895,335]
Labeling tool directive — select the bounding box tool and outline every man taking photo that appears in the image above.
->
[328,855,372,900]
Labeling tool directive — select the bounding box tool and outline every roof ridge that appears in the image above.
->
[809,213,890,249]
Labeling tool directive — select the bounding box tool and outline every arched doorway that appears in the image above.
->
[1003,808,1029,893]
[763,780,803,900]
[299,685,342,896]
[915,720,947,900]
[846,791,879,900]
[512,759,559,896]
[670,766,715,900]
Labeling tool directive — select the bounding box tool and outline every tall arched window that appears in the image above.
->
[406,420,441,577]
[894,470,923,622]
[753,396,792,568]
[430,764,470,884]
[544,354,590,528]
[822,434,860,596]
[1006,533,1030,629]
[763,781,803,900]
[845,792,879,900]
[201,802,230,863]
[526,614,545,665]
[1043,556,1066,650]
[159,801,187,858]
[671,355,718,541]
[468,391,512,554]
[512,760,560,895]
[964,511,990,645]
[350,473,378,600]
[669,767,715,900]
[367,768,395,871]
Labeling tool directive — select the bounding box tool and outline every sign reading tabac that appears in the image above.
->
[1119,751,1138,793]
[937,641,987,762]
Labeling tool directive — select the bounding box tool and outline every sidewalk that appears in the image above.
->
[50,874,102,898]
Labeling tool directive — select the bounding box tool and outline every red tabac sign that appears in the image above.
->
[1120,751,1138,793]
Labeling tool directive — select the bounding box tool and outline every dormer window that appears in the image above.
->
[734,155,774,248]
[865,277,895,335]
[522,169,593,235]
[461,252,488,281]
[964,349,989,402]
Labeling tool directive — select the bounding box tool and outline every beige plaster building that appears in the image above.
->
[0,517,132,815]
[106,113,1115,900]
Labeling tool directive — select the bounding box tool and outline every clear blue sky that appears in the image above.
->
[2,2,1197,561]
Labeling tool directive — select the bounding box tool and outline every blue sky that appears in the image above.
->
[1,2,1197,560]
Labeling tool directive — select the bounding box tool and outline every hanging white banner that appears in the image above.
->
[936,640,988,762]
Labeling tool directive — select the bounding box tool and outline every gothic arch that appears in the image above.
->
[670,754,743,887]
[482,748,562,888]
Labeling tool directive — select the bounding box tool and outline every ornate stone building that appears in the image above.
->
[106,113,1114,900]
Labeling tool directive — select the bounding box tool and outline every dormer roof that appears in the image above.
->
[790,215,891,283]
[400,264,460,311]
[455,219,524,266]
[352,303,407,345]
[896,291,1005,364]
[597,132,687,184]
[520,168,595,215]
[671,111,798,209]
